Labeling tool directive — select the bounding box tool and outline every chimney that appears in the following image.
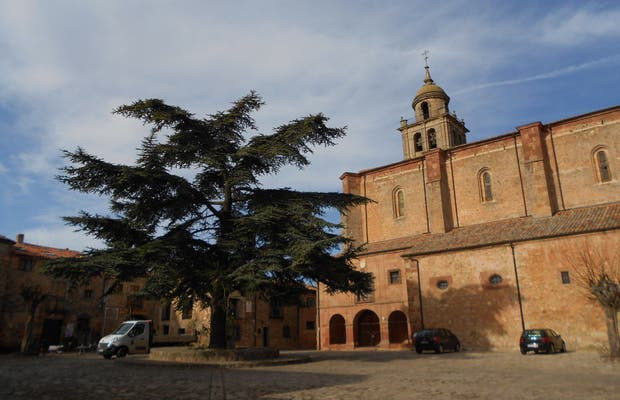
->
[16,233,24,244]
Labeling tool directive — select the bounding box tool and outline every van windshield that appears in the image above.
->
[112,322,134,335]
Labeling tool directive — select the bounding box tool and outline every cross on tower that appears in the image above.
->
[421,50,430,67]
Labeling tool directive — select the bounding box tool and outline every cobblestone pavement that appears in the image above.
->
[1,350,619,399]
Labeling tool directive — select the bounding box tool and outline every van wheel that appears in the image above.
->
[117,347,128,357]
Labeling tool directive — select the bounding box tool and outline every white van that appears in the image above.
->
[97,320,152,359]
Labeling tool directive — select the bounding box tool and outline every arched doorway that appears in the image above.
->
[388,311,408,343]
[356,310,380,347]
[329,314,346,344]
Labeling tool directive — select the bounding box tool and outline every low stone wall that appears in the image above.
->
[150,346,280,363]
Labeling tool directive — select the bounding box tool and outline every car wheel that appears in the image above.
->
[520,348,527,355]
[547,343,555,354]
[415,347,422,354]
[561,342,566,353]
[454,343,461,352]
[116,347,128,357]
[435,344,443,354]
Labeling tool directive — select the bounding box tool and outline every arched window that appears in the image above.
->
[595,149,612,182]
[421,102,430,120]
[479,170,493,202]
[427,129,437,149]
[414,132,423,152]
[393,188,405,218]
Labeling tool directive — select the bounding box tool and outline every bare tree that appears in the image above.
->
[568,246,620,358]
[20,284,46,353]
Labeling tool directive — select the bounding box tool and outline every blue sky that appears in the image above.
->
[1,0,619,250]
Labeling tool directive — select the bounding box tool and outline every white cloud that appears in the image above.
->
[453,55,620,95]
[0,162,7,174]
[1,0,620,247]
[538,7,620,45]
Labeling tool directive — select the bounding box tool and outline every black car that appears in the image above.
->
[413,328,461,354]
[519,329,566,354]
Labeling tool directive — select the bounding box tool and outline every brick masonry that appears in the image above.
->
[320,70,620,351]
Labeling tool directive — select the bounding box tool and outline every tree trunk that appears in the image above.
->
[604,306,620,357]
[20,309,35,353]
[209,301,227,349]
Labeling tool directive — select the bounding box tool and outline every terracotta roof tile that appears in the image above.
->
[0,235,15,244]
[360,202,620,257]
[13,242,82,259]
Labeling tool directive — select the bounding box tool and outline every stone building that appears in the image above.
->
[0,233,163,351]
[318,65,620,350]
[154,289,317,350]
[0,233,316,351]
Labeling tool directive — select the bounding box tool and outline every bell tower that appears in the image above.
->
[398,58,468,159]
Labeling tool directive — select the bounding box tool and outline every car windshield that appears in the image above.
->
[112,322,134,335]
[415,330,438,337]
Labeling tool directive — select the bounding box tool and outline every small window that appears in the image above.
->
[306,321,316,330]
[596,150,611,182]
[19,259,34,271]
[389,270,401,284]
[421,102,430,120]
[437,280,449,290]
[162,325,169,335]
[414,132,423,152]
[182,301,193,320]
[232,324,241,341]
[561,271,571,284]
[229,298,240,319]
[428,129,437,149]
[393,188,405,218]
[161,300,171,321]
[178,328,186,335]
[306,297,316,308]
[283,325,291,338]
[84,289,93,298]
[489,274,503,285]
[480,170,493,202]
[269,300,283,319]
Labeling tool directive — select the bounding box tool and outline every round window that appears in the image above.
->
[436,280,449,290]
[489,274,503,285]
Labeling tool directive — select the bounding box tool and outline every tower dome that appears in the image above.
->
[412,66,450,110]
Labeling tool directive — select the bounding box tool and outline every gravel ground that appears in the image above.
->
[1,350,618,399]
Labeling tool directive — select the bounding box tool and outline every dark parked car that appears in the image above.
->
[519,329,566,354]
[413,328,461,354]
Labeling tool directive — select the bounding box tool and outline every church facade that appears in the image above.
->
[317,66,620,350]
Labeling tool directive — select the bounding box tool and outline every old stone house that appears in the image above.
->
[318,66,620,350]
[0,233,316,351]
[154,289,316,350]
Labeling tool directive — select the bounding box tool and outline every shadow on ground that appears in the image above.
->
[0,354,364,400]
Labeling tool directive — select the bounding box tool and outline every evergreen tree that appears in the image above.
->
[45,92,372,348]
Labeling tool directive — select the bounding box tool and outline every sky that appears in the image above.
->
[1,0,619,251]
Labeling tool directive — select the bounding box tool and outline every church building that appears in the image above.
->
[317,65,620,350]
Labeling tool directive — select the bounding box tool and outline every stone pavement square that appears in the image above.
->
[1,350,619,399]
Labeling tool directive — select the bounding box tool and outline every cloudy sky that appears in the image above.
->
[1,0,619,250]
